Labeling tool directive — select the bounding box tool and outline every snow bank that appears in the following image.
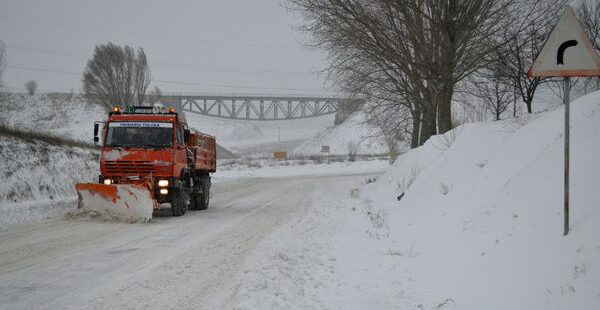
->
[292,110,389,156]
[0,135,98,225]
[357,91,600,309]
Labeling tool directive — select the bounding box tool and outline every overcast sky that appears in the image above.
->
[0,0,332,95]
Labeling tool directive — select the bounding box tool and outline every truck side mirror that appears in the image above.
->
[93,122,104,147]
[184,129,190,144]
[93,123,100,146]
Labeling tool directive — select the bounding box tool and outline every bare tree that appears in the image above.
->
[289,0,549,148]
[0,39,6,101]
[468,61,513,121]
[364,102,410,152]
[347,141,360,161]
[25,80,37,95]
[494,0,566,114]
[0,39,5,82]
[578,0,600,93]
[579,0,600,50]
[145,86,162,106]
[83,42,151,111]
[133,50,151,106]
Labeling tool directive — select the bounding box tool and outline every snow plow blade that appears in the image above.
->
[74,183,157,222]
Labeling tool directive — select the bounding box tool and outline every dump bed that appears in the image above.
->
[188,132,216,173]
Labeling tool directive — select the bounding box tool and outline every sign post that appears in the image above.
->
[563,77,570,236]
[528,6,600,236]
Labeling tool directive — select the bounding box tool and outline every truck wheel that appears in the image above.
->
[171,186,187,216]
[191,176,210,210]
[198,177,210,210]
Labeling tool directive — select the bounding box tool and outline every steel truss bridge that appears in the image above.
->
[159,94,365,121]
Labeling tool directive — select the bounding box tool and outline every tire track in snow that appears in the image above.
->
[0,175,338,310]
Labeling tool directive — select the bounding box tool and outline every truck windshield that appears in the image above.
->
[105,122,173,148]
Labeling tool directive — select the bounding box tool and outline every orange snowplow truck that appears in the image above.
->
[75,106,216,222]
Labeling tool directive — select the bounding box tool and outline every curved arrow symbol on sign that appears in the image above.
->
[557,40,578,65]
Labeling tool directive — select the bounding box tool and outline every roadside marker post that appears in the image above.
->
[528,6,600,236]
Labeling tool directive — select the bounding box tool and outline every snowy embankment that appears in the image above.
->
[0,94,103,225]
[225,91,600,309]
[0,135,98,225]
[349,91,600,309]
[292,110,389,156]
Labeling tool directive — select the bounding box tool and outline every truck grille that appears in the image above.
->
[104,161,154,175]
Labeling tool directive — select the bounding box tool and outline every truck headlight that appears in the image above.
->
[160,189,168,195]
[103,179,112,185]
[158,180,169,187]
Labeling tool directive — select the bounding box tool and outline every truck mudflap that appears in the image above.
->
[74,183,158,222]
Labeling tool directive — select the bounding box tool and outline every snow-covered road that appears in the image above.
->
[0,172,378,310]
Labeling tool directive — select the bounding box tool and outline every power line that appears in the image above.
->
[7,44,320,77]
[153,61,318,77]
[4,85,68,93]
[7,45,86,58]
[6,64,329,93]
[7,65,81,76]
[0,15,299,50]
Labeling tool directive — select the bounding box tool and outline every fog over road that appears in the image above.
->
[0,172,375,310]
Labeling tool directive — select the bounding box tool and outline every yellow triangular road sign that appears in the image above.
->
[528,6,600,77]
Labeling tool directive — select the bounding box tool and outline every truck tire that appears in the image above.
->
[190,176,210,210]
[171,186,188,216]
[198,177,210,210]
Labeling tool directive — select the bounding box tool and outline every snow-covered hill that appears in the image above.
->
[292,110,389,155]
[0,93,106,143]
[346,91,600,309]
[186,112,335,155]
